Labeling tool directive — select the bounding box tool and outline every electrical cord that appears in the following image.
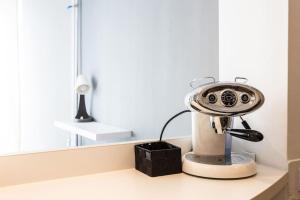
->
[159,110,191,141]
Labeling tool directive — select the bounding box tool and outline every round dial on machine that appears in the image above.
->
[221,90,237,107]
[240,93,250,104]
[207,93,217,104]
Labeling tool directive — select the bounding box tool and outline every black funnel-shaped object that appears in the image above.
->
[75,95,93,122]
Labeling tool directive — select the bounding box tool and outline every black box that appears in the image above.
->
[134,141,182,177]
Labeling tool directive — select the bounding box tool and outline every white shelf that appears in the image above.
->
[54,121,133,141]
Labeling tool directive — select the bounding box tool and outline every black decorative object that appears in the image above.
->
[74,75,93,122]
[135,141,182,177]
[75,95,93,122]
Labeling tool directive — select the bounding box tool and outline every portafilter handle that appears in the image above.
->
[226,128,264,142]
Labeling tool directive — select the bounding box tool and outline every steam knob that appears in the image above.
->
[208,93,217,104]
[241,93,250,104]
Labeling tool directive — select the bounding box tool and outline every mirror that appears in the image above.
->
[0,0,218,155]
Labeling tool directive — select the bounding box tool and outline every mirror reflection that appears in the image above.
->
[0,0,218,155]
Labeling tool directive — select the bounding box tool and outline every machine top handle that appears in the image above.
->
[234,77,248,83]
[189,77,216,89]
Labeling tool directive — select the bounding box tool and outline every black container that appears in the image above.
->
[134,141,182,177]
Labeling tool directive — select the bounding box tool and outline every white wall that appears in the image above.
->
[0,0,21,154]
[219,0,288,169]
[18,0,74,152]
[81,0,219,144]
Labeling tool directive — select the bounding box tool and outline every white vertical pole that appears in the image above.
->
[69,0,82,147]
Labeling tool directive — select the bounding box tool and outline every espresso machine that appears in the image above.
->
[182,77,264,179]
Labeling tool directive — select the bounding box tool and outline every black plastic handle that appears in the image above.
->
[226,129,264,142]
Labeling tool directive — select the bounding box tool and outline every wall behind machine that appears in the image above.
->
[219,0,288,170]
[81,0,219,144]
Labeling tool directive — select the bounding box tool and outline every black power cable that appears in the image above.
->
[159,110,191,141]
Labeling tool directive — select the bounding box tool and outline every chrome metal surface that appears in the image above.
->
[210,116,232,134]
[186,82,265,117]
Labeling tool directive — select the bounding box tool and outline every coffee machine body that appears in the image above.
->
[183,78,264,179]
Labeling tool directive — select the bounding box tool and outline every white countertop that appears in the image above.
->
[0,165,287,200]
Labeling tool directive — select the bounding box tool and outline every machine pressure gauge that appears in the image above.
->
[221,90,237,107]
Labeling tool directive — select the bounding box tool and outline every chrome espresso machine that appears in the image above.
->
[182,77,265,179]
